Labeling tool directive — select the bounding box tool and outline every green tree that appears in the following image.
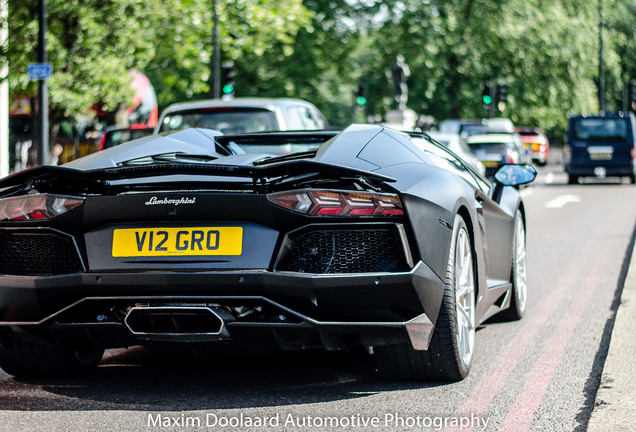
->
[353,0,607,141]
[8,0,160,119]
[605,0,636,111]
[145,0,313,107]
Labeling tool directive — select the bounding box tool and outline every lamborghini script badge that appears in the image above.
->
[145,197,196,206]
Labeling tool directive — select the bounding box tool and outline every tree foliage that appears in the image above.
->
[4,0,636,141]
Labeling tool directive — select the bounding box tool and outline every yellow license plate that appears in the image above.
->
[481,160,499,167]
[112,227,243,257]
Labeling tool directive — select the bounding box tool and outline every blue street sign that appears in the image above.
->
[28,63,52,80]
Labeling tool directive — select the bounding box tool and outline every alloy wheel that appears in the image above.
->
[455,227,475,367]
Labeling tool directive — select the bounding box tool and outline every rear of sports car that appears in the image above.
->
[0,164,446,379]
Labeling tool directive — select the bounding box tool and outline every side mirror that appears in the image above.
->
[492,164,537,203]
[494,163,537,186]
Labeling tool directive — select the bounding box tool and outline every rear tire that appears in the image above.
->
[375,214,475,381]
[500,210,527,321]
[628,174,635,184]
[567,174,579,185]
[0,337,103,378]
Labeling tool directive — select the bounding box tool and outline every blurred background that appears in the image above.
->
[0,0,635,171]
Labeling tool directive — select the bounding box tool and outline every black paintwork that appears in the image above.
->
[0,125,526,353]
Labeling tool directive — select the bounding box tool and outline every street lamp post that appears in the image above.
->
[211,0,220,99]
[37,0,49,165]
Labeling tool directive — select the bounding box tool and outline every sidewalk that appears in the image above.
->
[587,240,636,431]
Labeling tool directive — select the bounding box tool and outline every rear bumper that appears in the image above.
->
[530,149,548,163]
[0,261,444,351]
[565,163,634,176]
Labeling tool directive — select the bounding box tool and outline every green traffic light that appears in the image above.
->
[223,84,235,94]
[482,95,493,105]
[356,96,367,106]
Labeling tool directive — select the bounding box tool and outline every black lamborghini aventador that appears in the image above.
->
[0,125,536,381]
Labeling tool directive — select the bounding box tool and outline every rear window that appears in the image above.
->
[459,124,487,136]
[573,118,628,141]
[159,108,278,134]
[467,142,511,153]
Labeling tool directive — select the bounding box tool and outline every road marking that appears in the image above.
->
[497,270,602,432]
[446,204,621,432]
[545,172,555,184]
[545,194,580,208]
[445,241,598,432]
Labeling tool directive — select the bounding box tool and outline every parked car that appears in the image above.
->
[516,127,550,166]
[467,133,530,177]
[156,98,328,135]
[424,132,487,177]
[564,113,636,184]
[0,124,536,382]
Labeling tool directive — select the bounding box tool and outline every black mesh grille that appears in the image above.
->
[276,228,407,274]
[0,231,83,276]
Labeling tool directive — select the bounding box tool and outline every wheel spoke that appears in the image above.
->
[454,226,475,367]
[457,302,473,326]
[514,216,528,314]
[516,249,526,264]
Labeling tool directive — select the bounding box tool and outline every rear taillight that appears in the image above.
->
[632,146,635,161]
[0,194,84,221]
[267,189,404,216]
[505,152,518,164]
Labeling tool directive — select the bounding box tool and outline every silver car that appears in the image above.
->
[156,98,328,135]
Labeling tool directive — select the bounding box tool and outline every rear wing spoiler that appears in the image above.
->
[0,160,395,194]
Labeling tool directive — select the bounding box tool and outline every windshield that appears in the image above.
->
[159,108,279,134]
[231,142,321,155]
[573,118,628,141]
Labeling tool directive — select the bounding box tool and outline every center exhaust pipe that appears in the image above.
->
[125,306,233,341]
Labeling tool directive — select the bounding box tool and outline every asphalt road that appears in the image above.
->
[1,151,635,432]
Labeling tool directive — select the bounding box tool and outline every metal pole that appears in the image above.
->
[37,0,49,165]
[0,0,9,177]
[598,0,605,113]
[212,0,220,99]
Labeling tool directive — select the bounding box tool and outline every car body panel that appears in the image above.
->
[0,124,526,360]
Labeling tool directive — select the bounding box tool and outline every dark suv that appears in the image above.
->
[564,113,636,184]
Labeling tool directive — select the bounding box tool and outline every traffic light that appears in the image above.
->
[482,81,494,106]
[496,83,508,113]
[496,83,508,103]
[355,84,367,107]
[221,64,236,97]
